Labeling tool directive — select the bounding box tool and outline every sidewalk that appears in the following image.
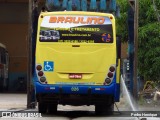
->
[0,93,27,110]
[0,93,159,111]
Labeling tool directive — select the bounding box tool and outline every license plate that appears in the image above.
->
[69,74,82,79]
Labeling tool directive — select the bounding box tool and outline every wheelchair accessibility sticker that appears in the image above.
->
[44,61,54,71]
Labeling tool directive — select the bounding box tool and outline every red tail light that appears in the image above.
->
[38,71,44,76]
[104,65,116,85]
[36,64,48,84]
[108,72,113,78]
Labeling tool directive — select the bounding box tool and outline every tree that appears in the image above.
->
[138,0,160,81]
[116,0,129,42]
[116,0,160,81]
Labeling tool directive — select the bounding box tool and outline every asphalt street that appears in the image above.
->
[0,93,159,120]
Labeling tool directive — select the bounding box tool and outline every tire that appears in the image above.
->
[48,104,58,114]
[107,103,114,115]
[95,103,114,115]
[38,102,47,114]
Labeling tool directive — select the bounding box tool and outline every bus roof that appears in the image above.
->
[40,11,114,17]
[0,43,6,49]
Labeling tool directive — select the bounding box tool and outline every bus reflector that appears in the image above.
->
[110,16,113,19]
[45,87,50,90]
[95,88,105,91]
[69,74,82,79]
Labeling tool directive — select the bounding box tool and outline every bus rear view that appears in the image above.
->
[34,11,120,114]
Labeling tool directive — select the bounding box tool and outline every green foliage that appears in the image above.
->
[154,0,160,13]
[139,0,158,26]
[116,0,129,42]
[138,22,160,80]
[138,0,160,81]
[117,0,160,81]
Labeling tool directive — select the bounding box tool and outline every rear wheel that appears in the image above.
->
[48,103,58,114]
[95,103,114,115]
[38,102,47,114]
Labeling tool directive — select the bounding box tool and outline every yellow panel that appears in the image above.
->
[116,59,121,83]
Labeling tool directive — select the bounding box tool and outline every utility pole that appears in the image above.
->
[128,0,139,103]
[133,0,139,103]
[27,0,33,108]
[27,0,40,108]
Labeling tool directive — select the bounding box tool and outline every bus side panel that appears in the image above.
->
[114,59,121,102]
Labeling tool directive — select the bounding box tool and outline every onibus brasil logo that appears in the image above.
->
[1,112,42,118]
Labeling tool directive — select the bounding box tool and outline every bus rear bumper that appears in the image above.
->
[35,82,120,103]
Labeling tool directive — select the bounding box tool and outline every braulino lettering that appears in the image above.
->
[49,17,105,24]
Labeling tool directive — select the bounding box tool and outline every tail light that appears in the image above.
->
[104,65,116,85]
[38,71,44,76]
[40,77,46,83]
[109,66,115,72]
[36,65,42,71]
[108,72,113,78]
[105,78,111,84]
[36,64,47,84]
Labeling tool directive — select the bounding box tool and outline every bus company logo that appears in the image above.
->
[102,33,111,42]
[49,16,105,24]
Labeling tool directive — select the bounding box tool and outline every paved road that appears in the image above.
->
[0,94,159,120]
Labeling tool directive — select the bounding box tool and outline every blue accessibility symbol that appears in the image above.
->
[44,61,54,71]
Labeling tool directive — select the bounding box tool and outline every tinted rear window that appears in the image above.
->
[39,15,113,43]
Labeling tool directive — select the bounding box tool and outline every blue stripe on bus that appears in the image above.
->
[34,70,120,101]
[35,81,116,94]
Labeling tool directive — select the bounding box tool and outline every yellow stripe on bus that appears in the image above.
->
[116,59,120,83]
